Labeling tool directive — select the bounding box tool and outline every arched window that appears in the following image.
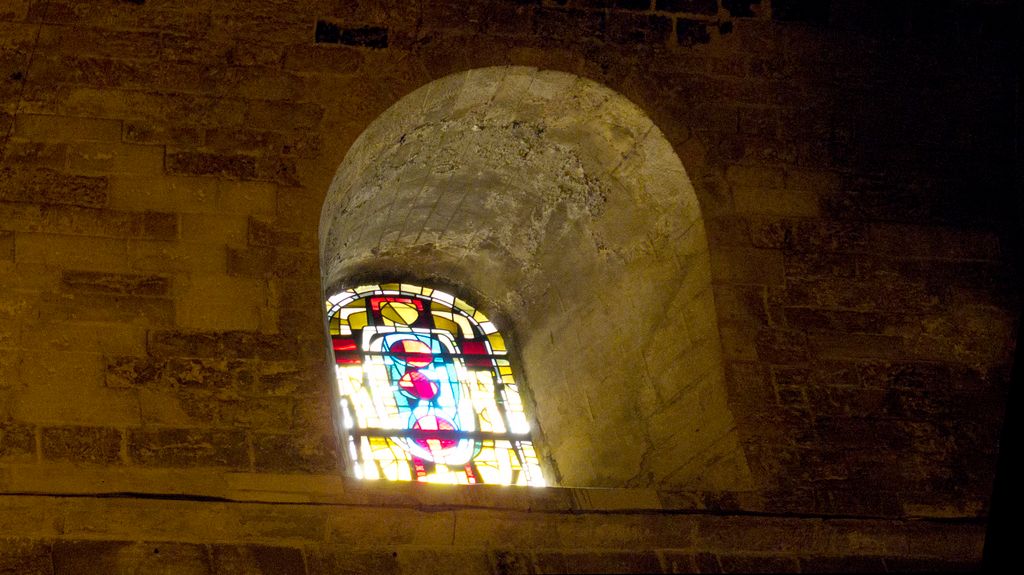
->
[325,282,544,486]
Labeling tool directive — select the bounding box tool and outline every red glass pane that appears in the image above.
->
[462,340,491,368]
[412,415,457,451]
[332,336,357,351]
[399,370,439,399]
[388,339,433,367]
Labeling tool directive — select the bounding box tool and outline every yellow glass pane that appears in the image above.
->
[381,301,419,325]
[431,312,460,336]
[348,311,368,331]
[453,297,474,314]
[487,333,506,353]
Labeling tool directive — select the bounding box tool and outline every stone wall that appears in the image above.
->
[1,0,1018,571]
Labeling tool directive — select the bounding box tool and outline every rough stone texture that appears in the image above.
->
[41,425,122,465]
[0,0,1018,570]
[0,495,989,573]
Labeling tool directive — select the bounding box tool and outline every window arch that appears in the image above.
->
[326,282,544,486]
[321,66,752,490]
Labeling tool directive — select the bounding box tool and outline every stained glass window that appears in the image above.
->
[325,283,545,486]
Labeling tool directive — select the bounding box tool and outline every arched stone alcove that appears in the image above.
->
[320,66,751,490]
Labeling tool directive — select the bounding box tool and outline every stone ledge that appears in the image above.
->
[0,493,984,565]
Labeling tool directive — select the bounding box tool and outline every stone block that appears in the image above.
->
[396,548,493,575]
[0,203,177,240]
[210,544,306,575]
[718,554,800,573]
[179,213,248,244]
[314,21,388,48]
[695,515,824,554]
[807,332,909,361]
[755,329,808,363]
[148,330,299,360]
[128,428,249,469]
[533,550,662,574]
[710,247,785,285]
[605,13,672,45]
[19,314,145,352]
[14,350,142,425]
[174,274,266,331]
[67,142,165,175]
[781,251,856,280]
[104,356,253,391]
[43,292,175,326]
[255,363,327,397]
[247,217,301,248]
[714,284,768,328]
[128,240,226,274]
[453,510,696,550]
[123,122,203,147]
[733,187,819,217]
[61,270,170,296]
[798,555,887,572]
[0,422,35,461]
[226,247,318,278]
[661,551,717,573]
[488,550,534,575]
[307,547,399,575]
[749,218,866,253]
[0,231,12,261]
[284,44,365,74]
[0,538,52,575]
[2,141,67,169]
[166,151,258,180]
[324,507,454,547]
[0,166,107,207]
[218,181,278,216]
[883,557,979,572]
[252,431,338,473]
[243,101,324,131]
[41,425,122,464]
[52,540,212,575]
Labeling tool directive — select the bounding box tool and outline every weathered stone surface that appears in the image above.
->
[0,203,177,240]
[0,232,12,262]
[718,554,801,573]
[534,550,662,574]
[0,423,35,461]
[128,428,248,469]
[43,292,175,325]
[252,432,338,473]
[227,246,317,278]
[61,270,170,295]
[0,539,52,575]
[147,331,299,361]
[210,544,306,575]
[105,356,253,390]
[307,547,399,575]
[41,426,122,464]
[165,151,258,180]
[246,217,300,248]
[52,541,212,575]
[0,167,107,207]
